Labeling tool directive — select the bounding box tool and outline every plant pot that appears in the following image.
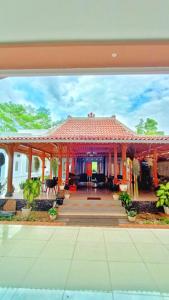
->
[128,215,136,222]
[21,207,32,218]
[112,193,119,201]
[164,206,169,215]
[59,185,65,191]
[49,214,56,221]
[56,198,64,205]
[65,194,70,200]
[119,184,128,192]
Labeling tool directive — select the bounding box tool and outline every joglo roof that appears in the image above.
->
[0,114,169,144]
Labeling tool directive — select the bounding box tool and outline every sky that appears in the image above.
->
[0,74,169,133]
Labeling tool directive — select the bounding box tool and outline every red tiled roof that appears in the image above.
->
[49,116,136,140]
[0,116,169,143]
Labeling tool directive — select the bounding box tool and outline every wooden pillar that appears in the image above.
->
[153,150,158,187]
[27,148,32,179]
[114,144,118,184]
[71,157,75,174]
[66,149,70,184]
[5,144,14,197]
[58,146,63,187]
[41,155,45,183]
[122,144,127,183]
[108,152,112,177]
[50,156,53,179]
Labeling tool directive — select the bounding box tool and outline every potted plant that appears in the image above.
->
[22,179,41,217]
[119,192,132,210]
[127,210,137,222]
[156,182,169,214]
[48,207,58,220]
[112,192,119,201]
[119,183,128,192]
[19,182,25,190]
[56,190,64,205]
[65,190,70,200]
[59,181,65,191]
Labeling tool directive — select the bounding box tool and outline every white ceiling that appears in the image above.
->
[0,0,169,43]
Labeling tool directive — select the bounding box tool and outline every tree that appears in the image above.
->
[136,119,145,134]
[0,102,53,132]
[136,118,164,135]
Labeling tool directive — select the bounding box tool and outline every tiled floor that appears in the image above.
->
[0,225,169,299]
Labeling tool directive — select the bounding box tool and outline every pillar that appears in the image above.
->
[27,148,32,179]
[108,152,112,177]
[122,144,127,183]
[58,146,63,187]
[41,155,45,183]
[114,144,118,184]
[65,151,69,184]
[5,144,14,197]
[153,150,158,187]
[50,156,53,179]
[71,157,75,174]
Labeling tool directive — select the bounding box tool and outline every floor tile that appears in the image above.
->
[63,290,112,300]
[104,229,132,243]
[152,230,169,245]
[52,228,79,242]
[10,227,55,241]
[147,263,169,293]
[113,291,162,300]
[11,288,64,300]
[135,243,169,263]
[1,288,18,300]
[7,240,47,258]
[41,241,74,259]
[106,242,142,262]
[0,257,35,287]
[128,229,160,244]
[109,262,158,291]
[73,241,107,261]
[23,258,71,289]
[77,227,104,242]
[66,260,111,291]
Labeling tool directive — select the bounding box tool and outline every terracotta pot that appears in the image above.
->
[164,206,169,215]
[21,207,32,218]
[112,193,119,201]
[65,194,70,200]
[128,215,136,222]
[49,214,56,221]
[119,184,128,192]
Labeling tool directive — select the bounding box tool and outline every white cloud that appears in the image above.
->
[0,74,169,133]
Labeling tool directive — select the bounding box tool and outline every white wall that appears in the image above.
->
[0,150,50,193]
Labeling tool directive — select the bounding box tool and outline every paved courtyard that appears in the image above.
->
[0,225,169,299]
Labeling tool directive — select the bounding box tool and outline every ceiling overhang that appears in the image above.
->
[0,41,169,73]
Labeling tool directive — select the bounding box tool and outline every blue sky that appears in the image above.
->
[0,74,169,133]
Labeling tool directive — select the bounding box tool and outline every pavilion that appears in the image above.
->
[0,112,169,197]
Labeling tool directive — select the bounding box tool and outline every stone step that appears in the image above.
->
[58,215,128,227]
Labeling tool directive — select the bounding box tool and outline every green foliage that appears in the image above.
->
[51,158,58,177]
[136,118,164,136]
[119,192,132,209]
[0,102,53,132]
[23,179,41,208]
[19,181,25,190]
[127,210,137,217]
[156,183,169,208]
[48,207,58,216]
[34,157,40,171]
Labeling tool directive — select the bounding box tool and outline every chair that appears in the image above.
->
[45,179,57,194]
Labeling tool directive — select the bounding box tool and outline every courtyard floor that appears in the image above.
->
[0,225,169,299]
